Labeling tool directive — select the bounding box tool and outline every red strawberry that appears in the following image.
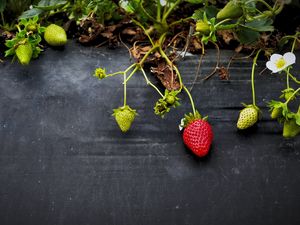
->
[183,116,213,157]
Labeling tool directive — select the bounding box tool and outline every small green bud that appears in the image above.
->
[26,24,38,32]
[94,68,106,79]
[166,95,176,105]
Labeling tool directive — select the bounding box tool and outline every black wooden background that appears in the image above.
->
[0,42,299,225]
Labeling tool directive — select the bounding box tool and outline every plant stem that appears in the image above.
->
[251,49,262,106]
[183,85,196,115]
[285,36,298,88]
[138,46,158,66]
[286,72,290,89]
[158,45,183,91]
[156,0,161,22]
[285,87,300,104]
[107,71,125,77]
[169,17,191,27]
[246,0,273,12]
[162,0,181,23]
[123,72,127,107]
[287,71,300,85]
[124,66,139,83]
[139,0,157,23]
[215,19,232,28]
[107,64,136,77]
[141,68,164,97]
[0,12,5,26]
[132,19,155,47]
[217,23,239,30]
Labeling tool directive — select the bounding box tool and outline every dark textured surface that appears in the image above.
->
[0,42,299,225]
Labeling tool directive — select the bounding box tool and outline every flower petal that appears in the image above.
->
[270,53,282,62]
[283,52,296,66]
[160,0,167,6]
[266,61,280,73]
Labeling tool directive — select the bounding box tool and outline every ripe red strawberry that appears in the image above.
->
[182,112,213,157]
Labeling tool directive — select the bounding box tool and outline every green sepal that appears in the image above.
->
[182,110,206,128]
[154,90,180,118]
[112,105,137,117]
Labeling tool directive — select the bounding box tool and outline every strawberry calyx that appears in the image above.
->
[112,105,137,117]
[181,110,208,129]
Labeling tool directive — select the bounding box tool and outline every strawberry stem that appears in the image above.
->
[287,71,300,85]
[141,68,164,97]
[183,85,196,115]
[285,36,297,89]
[124,66,139,83]
[123,71,127,107]
[251,49,262,106]
[285,87,300,105]
[132,19,155,47]
[158,35,183,91]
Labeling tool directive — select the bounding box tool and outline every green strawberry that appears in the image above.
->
[216,1,243,20]
[283,119,300,138]
[196,20,210,35]
[237,105,259,130]
[270,107,283,120]
[26,24,38,33]
[166,95,176,105]
[280,88,296,101]
[44,24,67,47]
[113,105,137,132]
[15,43,33,65]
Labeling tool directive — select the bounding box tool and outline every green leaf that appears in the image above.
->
[0,0,6,13]
[19,8,44,19]
[236,28,260,44]
[192,6,218,20]
[5,48,15,57]
[295,114,300,126]
[244,18,274,32]
[185,0,203,3]
[35,0,67,11]
[5,39,15,48]
[32,46,42,59]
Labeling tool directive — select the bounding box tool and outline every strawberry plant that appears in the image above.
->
[265,32,300,138]
[236,31,300,138]
[93,0,215,157]
[5,16,45,64]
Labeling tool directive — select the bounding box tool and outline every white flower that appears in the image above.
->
[160,0,167,6]
[266,52,296,73]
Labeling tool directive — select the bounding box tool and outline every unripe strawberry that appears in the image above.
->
[237,105,259,130]
[196,20,210,35]
[26,24,38,32]
[216,1,243,20]
[113,105,137,132]
[166,95,175,105]
[283,91,295,101]
[270,107,282,119]
[283,119,300,138]
[44,24,67,47]
[16,43,32,65]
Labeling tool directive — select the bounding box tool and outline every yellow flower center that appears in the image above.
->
[275,58,286,69]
